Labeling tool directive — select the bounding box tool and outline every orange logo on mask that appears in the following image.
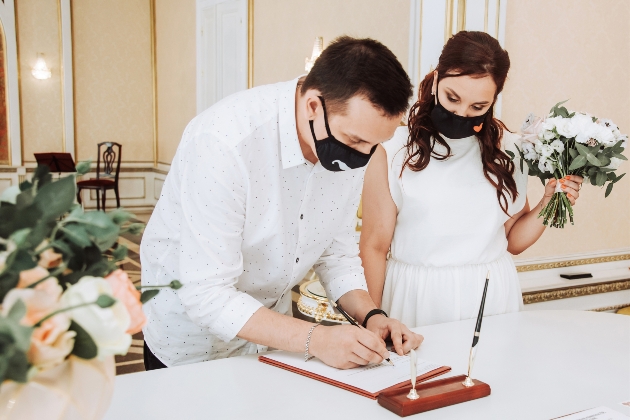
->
[473,123,483,132]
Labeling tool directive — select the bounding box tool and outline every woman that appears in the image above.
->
[360,31,583,327]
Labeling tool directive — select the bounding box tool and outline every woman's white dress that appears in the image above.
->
[380,127,529,328]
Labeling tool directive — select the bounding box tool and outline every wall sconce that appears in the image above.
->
[305,37,323,73]
[32,53,51,80]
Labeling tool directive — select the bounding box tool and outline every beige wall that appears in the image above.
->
[17,0,64,163]
[501,0,630,260]
[72,0,154,163]
[155,0,196,165]
[253,0,410,87]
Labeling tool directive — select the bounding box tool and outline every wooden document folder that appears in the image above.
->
[259,351,450,399]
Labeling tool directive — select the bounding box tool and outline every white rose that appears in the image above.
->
[554,118,579,138]
[572,113,599,144]
[604,157,623,170]
[594,125,616,146]
[541,116,560,132]
[539,144,554,157]
[0,185,21,205]
[550,139,565,153]
[60,276,131,357]
[542,130,556,141]
[598,118,618,132]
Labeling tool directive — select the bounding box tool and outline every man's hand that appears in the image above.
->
[365,315,424,356]
[309,325,390,369]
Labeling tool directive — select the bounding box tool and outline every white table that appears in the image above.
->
[105,311,630,419]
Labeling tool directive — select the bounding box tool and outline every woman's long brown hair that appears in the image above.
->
[404,31,517,214]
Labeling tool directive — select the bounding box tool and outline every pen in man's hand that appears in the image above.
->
[329,300,394,366]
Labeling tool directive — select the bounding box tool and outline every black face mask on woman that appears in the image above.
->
[430,99,488,139]
[309,96,376,172]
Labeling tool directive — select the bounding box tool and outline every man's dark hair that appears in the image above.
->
[301,36,412,116]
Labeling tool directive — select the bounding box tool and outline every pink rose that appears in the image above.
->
[28,313,76,370]
[17,266,50,288]
[38,248,63,269]
[521,114,544,144]
[104,270,146,335]
[2,277,63,325]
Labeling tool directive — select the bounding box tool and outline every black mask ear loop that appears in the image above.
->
[308,96,333,141]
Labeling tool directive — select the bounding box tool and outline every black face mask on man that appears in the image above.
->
[309,96,376,172]
[430,72,490,139]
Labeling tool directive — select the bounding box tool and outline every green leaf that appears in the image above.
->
[140,289,160,304]
[34,175,76,221]
[605,182,614,197]
[18,180,32,192]
[597,155,611,167]
[5,249,37,272]
[61,224,92,247]
[607,172,617,181]
[75,160,92,175]
[108,208,135,225]
[49,240,74,257]
[69,211,120,252]
[586,153,602,166]
[568,155,587,170]
[6,299,26,323]
[568,148,578,159]
[95,294,117,308]
[112,244,128,261]
[9,228,31,249]
[2,346,30,383]
[69,320,98,359]
[595,171,607,186]
[125,223,145,236]
[170,280,182,290]
[505,150,515,159]
[613,173,625,184]
[613,153,627,161]
[575,143,590,157]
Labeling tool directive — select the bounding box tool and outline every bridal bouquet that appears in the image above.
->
[0,164,180,387]
[513,100,627,228]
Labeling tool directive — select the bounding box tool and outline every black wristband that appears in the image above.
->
[362,309,388,328]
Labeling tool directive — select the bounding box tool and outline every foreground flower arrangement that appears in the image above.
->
[0,164,180,418]
[514,100,627,228]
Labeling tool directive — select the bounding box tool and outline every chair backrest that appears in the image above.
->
[95,142,122,183]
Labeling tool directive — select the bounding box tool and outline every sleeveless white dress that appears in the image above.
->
[380,127,528,328]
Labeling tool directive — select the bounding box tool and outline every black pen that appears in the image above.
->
[463,271,490,387]
[329,300,394,366]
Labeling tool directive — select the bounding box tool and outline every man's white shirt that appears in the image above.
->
[141,78,368,366]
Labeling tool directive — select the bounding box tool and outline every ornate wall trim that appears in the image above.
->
[589,303,630,313]
[522,279,630,305]
[516,254,630,273]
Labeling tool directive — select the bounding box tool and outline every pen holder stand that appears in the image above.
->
[377,375,491,417]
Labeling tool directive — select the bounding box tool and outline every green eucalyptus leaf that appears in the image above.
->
[18,180,33,192]
[613,153,627,161]
[95,294,116,308]
[6,299,26,323]
[108,208,135,225]
[69,320,98,359]
[568,148,578,159]
[49,240,74,257]
[34,175,76,221]
[597,155,611,167]
[505,150,515,159]
[140,289,160,304]
[605,182,614,197]
[112,244,128,261]
[607,172,617,181]
[5,249,37,272]
[75,160,92,176]
[1,343,30,383]
[9,229,31,249]
[569,155,587,170]
[613,173,625,183]
[575,143,590,157]
[61,224,92,247]
[595,171,607,186]
[586,153,602,166]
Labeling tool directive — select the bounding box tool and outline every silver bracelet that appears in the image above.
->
[304,323,320,362]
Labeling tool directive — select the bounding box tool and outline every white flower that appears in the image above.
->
[537,157,554,173]
[604,157,624,170]
[0,186,20,205]
[572,113,600,144]
[550,139,565,153]
[521,113,538,132]
[593,124,616,146]
[598,118,618,132]
[522,142,538,160]
[554,118,579,138]
[539,144,554,157]
[60,276,131,357]
[541,116,560,132]
[542,130,556,141]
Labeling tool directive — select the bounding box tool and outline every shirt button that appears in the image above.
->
[296,258,300,263]
[300,214,304,220]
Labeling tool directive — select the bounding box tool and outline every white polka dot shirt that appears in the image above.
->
[140,78,368,366]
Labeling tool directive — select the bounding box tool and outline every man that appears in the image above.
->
[141,36,423,370]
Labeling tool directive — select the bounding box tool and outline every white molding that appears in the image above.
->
[196,0,248,114]
[0,0,22,166]
[407,0,422,92]
[59,0,75,158]
[513,247,630,267]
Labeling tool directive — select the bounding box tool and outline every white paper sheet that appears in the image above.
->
[262,351,443,394]
[557,406,629,420]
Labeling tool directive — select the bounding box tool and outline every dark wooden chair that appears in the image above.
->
[77,142,122,211]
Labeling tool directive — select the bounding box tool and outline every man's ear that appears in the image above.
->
[303,89,322,120]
